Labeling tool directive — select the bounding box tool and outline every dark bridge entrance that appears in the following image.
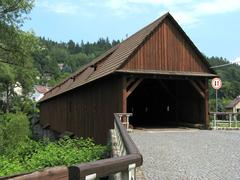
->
[127,78,206,128]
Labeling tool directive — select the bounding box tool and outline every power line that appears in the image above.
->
[211,60,240,69]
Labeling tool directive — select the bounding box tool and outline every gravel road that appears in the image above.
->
[130,129,240,180]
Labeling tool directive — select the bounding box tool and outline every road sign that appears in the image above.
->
[211,78,222,90]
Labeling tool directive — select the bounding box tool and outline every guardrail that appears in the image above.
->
[69,113,143,180]
[210,112,240,129]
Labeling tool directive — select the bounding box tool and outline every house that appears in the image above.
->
[39,13,217,144]
[225,96,240,113]
[32,85,51,102]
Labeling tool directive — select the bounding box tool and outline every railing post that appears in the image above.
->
[213,113,217,129]
[229,114,232,128]
[129,163,136,180]
[85,173,96,180]
[126,114,130,130]
[118,114,123,122]
[121,163,136,180]
[235,114,238,128]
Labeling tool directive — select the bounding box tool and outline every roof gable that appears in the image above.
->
[119,15,214,74]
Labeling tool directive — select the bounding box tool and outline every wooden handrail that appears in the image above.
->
[69,113,143,180]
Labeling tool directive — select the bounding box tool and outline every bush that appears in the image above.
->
[0,113,30,154]
[0,137,107,177]
[0,113,108,177]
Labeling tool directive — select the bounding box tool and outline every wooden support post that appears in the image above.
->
[122,76,127,113]
[189,79,205,99]
[204,78,210,128]
[126,79,143,98]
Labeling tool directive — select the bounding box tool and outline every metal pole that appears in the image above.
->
[214,114,217,129]
[216,89,218,112]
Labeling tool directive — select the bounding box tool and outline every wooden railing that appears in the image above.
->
[115,113,133,132]
[210,112,240,129]
[69,113,143,180]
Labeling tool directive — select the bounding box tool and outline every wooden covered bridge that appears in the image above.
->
[39,13,217,144]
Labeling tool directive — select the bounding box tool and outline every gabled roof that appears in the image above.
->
[40,12,216,102]
[225,96,240,109]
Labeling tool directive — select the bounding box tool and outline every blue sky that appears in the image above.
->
[23,0,240,61]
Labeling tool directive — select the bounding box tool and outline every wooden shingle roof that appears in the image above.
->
[40,12,215,102]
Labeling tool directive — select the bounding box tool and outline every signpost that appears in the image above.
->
[211,78,222,129]
[211,77,222,112]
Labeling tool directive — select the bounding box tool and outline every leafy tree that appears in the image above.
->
[0,0,35,66]
[0,0,39,113]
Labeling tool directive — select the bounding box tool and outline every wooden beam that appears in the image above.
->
[122,76,127,113]
[204,78,210,128]
[157,80,176,99]
[126,78,136,90]
[197,80,205,91]
[126,78,143,97]
[189,80,205,99]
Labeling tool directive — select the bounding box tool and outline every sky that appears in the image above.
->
[23,0,240,61]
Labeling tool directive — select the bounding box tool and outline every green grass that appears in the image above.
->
[210,121,240,128]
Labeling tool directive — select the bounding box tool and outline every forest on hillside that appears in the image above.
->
[34,37,120,86]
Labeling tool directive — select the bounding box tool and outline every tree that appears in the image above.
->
[0,0,38,113]
[0,0,35,66]
[0,63,38,113]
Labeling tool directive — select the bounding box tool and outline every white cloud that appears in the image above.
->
[37,0,240,26]
[104,0,148,17]
[128,0,193,6]
[195,0,240,15]
[104,0,240,26]
[39,0,79,15]
[173,0,240,26]
[171,11,200,26]
[233,57,240,65]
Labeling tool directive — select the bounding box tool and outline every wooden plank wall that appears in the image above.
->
[122,18,209,73]
[40,75,123,145]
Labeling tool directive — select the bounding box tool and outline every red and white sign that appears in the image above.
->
[211,78,222,90]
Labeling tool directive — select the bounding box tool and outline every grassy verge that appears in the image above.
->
[210,121,240,128]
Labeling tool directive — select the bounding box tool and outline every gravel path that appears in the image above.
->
[130,129,240,180]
